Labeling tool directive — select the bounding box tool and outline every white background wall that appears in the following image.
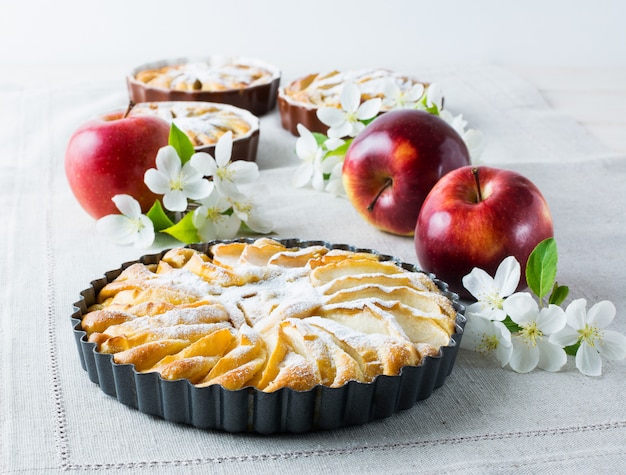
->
[2,0,625,77]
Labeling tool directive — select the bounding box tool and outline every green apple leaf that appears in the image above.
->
[526,237,558,300]
[326,140,351,158]
[146,200,174,232]
[548,282,570,306]
[168,122,196,164]
[564,342,580,357]
[161,212,199,244]
[312,132,328,147]
[502,316,522,333]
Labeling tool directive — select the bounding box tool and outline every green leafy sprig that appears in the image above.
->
[502,238,575,353]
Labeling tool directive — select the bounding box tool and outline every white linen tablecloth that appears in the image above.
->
[1,64,624,474]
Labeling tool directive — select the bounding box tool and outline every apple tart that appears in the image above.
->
[127,101,260,161]
[278,68,430,135]
[72,238,465,432]
[127,56,281,116]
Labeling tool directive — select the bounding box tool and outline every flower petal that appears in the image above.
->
[295,125,318,161]
[96,214,136,245]
[292,163,313,188]
[216,180,246,201]
[503,292,538,325]
[155,145,181,177]
[462,267,495,301]
[597,330,626,361]
[144,168,171,195]
[327,121,353,139]
[493,256,521,297]
[311,166,325,191]
[185,178,214,200]
[537,339,567,372]
[426,83,444,110]
[317,107,346,128]
[576,342,603,376]
[319,154,342,175]
[587,300,616,329]
[564,298,588,330]
[163,189,188,212]
[406,83,425,102]
[536,304,566,335]
[509,337,540,373]
[245,211,274,234]
[217,214,242,239]
[197,218,218,242]
[324,137,345,151]
[189,152,217,176]
[134,216,155,248]
[215,131,233,166]
[340,83,360,113]
[228,161,260,184]
[356,98,382,121]
[111,194,141,218]
[549,326,580,347]
[349,121,366,137]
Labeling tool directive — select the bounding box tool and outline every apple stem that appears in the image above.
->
[472,167,483,202]
[123,101,136,119]
[367,177,393,212]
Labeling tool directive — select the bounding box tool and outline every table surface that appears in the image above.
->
[1,64,625,474]
[512,67,626,154]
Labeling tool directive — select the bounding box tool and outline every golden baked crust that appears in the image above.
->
[82,239,457,392]
[135,62,274,92]
[129,102,255,147]
[281,68,428,110]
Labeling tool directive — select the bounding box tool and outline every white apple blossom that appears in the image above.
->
[550,299,626,376]
[292,124,326,191]
[424,83,444,111]
[192,188,241,241]
[462,256,521,322]
[382,78,425,110]
[503,292,567,373]
[228,185,274,234]
[191,131,260,200]
[96,194,155,248]
[317,82,381,139]
[461,316,513,366]
[325,160,346,197]
[144,145,213,212]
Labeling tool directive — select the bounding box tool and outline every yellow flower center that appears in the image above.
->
[579,324,601,347]
[479,290,504,310]
[131,218,145,232]
[477,334,500,355]
[217,166,233,182]
[170,174,184,191]
[519,321,542,347]
[346,111,358,123]
[234,201,252,215]
[204,207,223,221]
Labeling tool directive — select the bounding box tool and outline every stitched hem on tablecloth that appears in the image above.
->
[51,421,626,470]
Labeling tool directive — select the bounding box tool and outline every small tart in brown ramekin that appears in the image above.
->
[127,56,281,116]
[128,101,260,162]
[278,68,430,135]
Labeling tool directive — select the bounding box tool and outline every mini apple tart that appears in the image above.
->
[278,68,431,135]
[127,56,281,116]
[71,238,465,433]
[128,101,260,162]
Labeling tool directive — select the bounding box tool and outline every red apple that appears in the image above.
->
[342,109,471,236]
[64,106,170,219]
[414,165,554,298]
